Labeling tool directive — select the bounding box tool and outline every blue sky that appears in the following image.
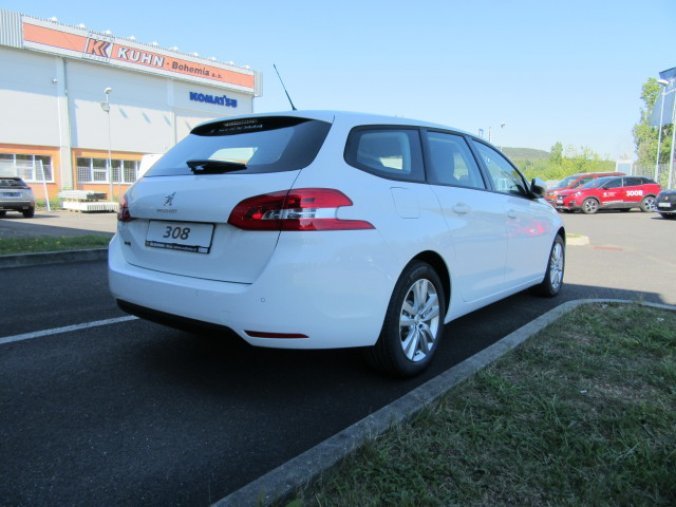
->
[4,0,675,160]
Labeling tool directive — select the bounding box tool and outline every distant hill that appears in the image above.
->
[502,147,550,161]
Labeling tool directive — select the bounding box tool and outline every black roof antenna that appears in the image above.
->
[273,64,297,111]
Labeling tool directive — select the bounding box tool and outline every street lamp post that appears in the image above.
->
[488,123,507,148]
[100,87,113,200]
[655,79,669,182]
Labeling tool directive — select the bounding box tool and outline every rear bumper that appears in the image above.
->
[108,232,394,349]
[0,201,34,211]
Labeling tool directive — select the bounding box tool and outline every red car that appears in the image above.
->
[556,176,661,214]
[545,171,624,208]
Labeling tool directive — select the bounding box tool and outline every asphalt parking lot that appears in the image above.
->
[0,209,116,238]
[0,208,674,505]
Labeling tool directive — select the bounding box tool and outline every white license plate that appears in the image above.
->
[1,192,20,197]
[146,221,214,254]
[657,202,671,208]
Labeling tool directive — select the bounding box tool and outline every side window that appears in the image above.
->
[425,131,486,189]
[624,177,641,186]
[604,178,622,189]
[472,141,528,196]
[345,128,424,181]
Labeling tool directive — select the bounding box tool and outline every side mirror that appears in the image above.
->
[530,178,546,198]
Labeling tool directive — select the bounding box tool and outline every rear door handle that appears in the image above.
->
[452,203,471,215]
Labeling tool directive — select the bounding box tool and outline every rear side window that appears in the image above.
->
[344,128,424,182]
[624,177,642,186]
[424,131,486,189]
[146,117,331,176]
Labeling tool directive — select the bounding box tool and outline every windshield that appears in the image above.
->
[147,117,331,176]
[554,175,578,189]
[582,177,611,189]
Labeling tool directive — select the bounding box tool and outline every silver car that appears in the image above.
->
[0,177,35,218]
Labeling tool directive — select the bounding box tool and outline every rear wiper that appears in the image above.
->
[186,159,247,174]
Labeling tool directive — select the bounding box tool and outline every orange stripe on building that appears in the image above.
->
[22,22,87,53]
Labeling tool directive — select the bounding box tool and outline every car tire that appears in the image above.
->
[640,196,656,212]
[659,213,676,220]
[22,207,35,218]
[367,261,446,378]
[581,198,599,214]
[532,235,565,298]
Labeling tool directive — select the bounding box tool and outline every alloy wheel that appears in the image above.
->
[399,279,440,362]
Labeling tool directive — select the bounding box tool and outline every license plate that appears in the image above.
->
[1,192,20,198]
[657,202,671,208]
[146,221,214,254]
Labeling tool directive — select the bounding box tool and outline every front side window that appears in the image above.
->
[472,141,528,196]
[604,178,622,189]
[425,131,486,189]
[344,128,424,182]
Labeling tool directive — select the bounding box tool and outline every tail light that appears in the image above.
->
[117,195,133,222]
[228,188,374,231]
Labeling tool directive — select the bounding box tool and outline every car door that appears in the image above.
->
[622,177,645,207]
[423,131,508,302]
[599,177,623,208]
[471,141,554,288]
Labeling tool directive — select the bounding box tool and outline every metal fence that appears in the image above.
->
[633,163,675,189]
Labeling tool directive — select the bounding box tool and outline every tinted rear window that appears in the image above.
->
[146,117,331,176]
[0,178,27,188]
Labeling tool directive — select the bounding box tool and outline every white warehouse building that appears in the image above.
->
[0,10,261,201]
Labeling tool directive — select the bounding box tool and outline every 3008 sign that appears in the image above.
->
[626,190,644,197]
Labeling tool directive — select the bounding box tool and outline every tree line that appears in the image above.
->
[633,78,673,172]
[511,142,614,182]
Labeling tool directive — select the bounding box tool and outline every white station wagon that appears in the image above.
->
[109,111,565,376]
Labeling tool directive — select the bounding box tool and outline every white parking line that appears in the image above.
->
[0,315,138,346]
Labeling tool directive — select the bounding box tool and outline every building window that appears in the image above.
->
[0,154,54,182]
[77,158,139,184]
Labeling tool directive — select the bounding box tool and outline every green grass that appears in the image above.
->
[294,304,676,506]
[0,235,111,255]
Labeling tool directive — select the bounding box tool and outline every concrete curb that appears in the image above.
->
[214,298,676,507]
[0,248,108,269]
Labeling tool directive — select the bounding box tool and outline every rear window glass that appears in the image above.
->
[146,117,331,176]
[0,178,27,188]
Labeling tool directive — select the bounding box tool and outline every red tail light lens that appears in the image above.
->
[228,188,374,231]
[117,195,133,222]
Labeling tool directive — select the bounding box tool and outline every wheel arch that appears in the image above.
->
[557,226,566,244]
[408,250,451,313]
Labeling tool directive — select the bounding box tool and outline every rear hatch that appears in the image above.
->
[118,115,332,283]
[0,178,32,204]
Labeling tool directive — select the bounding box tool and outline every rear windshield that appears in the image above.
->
[146,117,331,176]
[0,178,27,188]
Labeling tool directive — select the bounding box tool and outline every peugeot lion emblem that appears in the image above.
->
[163,192,176,207]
